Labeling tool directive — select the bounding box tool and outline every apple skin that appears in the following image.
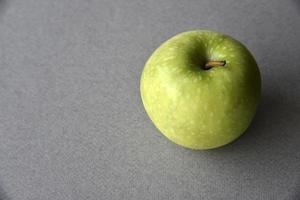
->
[140,30,261,150]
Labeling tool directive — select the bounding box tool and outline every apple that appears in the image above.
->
[140,30,261,150]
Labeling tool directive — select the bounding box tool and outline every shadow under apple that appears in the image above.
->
[0,0,7,20]
[292,0,300,12]
[0,185,10,200]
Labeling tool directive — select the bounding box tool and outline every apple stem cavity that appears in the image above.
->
[204,61,226,70]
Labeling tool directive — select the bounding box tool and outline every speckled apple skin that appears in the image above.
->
[140,30,261,150]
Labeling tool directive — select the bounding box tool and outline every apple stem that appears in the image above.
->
[204,61,226,70]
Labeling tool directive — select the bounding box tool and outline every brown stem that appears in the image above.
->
[204,60,226,70]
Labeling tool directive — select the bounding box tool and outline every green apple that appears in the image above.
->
[140,30,261,150]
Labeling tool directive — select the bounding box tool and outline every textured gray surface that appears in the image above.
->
[0,0,299,199]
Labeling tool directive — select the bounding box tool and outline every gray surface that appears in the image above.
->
[0,0,299,199]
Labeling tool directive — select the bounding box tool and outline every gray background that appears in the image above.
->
[0,0,299,199]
